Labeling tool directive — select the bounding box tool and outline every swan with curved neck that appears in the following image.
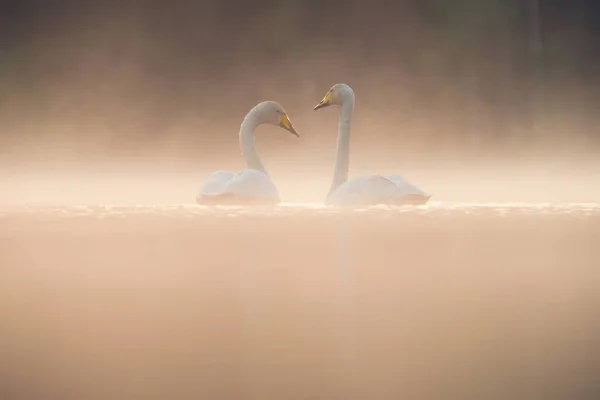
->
[198,101,298,204]
[314,83,430,206]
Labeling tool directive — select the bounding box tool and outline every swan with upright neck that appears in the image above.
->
[197,101,299,204]
[314,83,430,206]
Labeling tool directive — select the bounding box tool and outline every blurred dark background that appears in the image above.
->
[1,0,599,168]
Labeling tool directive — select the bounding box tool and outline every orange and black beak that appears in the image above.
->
[279,113,299,137]
[313,90,333,111]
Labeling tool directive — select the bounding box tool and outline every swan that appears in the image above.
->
[197,101,299,205]
[314,83,431,206]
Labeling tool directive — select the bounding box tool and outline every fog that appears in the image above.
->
[2,2,600,399]
[2,2,599,205]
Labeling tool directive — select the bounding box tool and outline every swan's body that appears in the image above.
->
[325,174,430,206]
[314,83,430,206]
[199,169,280,204]
[197,101,298,205]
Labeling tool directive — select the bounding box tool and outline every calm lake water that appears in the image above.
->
[1,203,599,399]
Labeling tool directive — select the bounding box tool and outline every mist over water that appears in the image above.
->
[2,2,599,206]
[2,1,600,399]
[2,161,600,205]
[2,1,599,170]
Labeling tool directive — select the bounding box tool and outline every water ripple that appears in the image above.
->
[1,202,600,220]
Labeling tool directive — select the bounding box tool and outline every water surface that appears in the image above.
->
[1,203,599,399]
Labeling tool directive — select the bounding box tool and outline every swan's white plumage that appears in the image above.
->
[198,169,279,203]
[315,83,430,206]
[200,171,236,195]
[382,174,429,198]
[197,101,297,205]
[327,174,429,206]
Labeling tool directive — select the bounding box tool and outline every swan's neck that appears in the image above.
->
[239,113,267,174]
[328,99,354,196]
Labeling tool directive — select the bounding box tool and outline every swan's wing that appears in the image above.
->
[327,175,430,206]
[198,169,279,204]
[383,174,428,196]
[199,171,236,197]
[327,175,398,205]
[225,169,280,201]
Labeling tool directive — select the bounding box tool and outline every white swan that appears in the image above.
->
[314,83,431,206]
[197,101,299,205]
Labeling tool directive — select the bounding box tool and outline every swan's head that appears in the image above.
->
[314,83,354,111]
[252,101,299,137]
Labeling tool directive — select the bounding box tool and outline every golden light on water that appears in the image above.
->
[1,199,599,399]
[2,1,600,397]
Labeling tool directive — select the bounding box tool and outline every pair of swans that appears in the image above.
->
[198,83,430,206]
